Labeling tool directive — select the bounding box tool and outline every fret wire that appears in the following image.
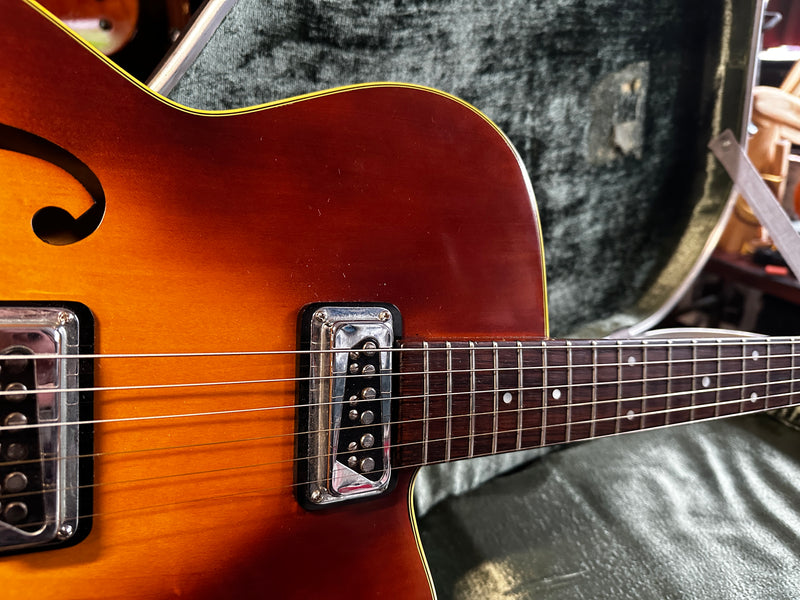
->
[468,341,476,459]
[690,338,697,422]
[422,341,430,465]
[714,341,721,418]
[640,340,647,430]
[740,340,747,414]
[445,341,453,463]
[541,341,548,447]
[615,340,622,434]
[516,341,523,451]
[566,340,573,443]
[492,342,499,455]
[766,340,771,406]
[666,340,673,426]
[590,340,598,439]
[793,339,798,409]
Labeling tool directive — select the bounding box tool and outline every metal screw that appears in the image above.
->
[362,341,377,356]
[360,410,375,425]
[57,311,74,325]
[360,433,375,449]
[360,457,376,473]
[378,310,391,322]
[56,524,74,540]
[362,364,376,376]
[361,387,377,400]
[310,490,323,504]
[313,310,327,322]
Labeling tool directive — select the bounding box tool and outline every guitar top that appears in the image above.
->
[0,1,547,598]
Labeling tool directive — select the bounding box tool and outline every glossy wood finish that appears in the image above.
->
[0,2,546,598]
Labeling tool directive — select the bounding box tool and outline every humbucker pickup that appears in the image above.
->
[296,304,400,509]
[0,304,92,555]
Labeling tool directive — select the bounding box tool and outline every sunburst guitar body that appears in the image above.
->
[0,2,547,598]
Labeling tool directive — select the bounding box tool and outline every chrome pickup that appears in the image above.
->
[296,304,400,509]
[0,304,92,555]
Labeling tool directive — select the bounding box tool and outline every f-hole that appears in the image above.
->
[0,123,105,245]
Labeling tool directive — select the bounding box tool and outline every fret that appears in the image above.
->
[445,342,452,462]
[422,341,430,465]
[690,339,697,422]
[593,341,618,437]
[543,341,569,444]
[793,339,799,406]
[566,340,573,443]
[516,342,524,451]
[718,339,743,417]
[669,340,693,424]
[768,338,792,410]
[424,343,447,463]
[739,340,747,413]
[447,342,472,460]
[521,341,544,448]
[714,341,721,418]
[492,342,499,454]
[767,340,773,409]
[567,340,593,442]
[618,340,644,433]
[541,341,548,447]
[615,340,622,434]
[693,339,718,421]
[468,341,476,458]
[495,343,521,453]
[666,340,673,425]
[590,341,597,439]
[743,340,767,413]
[471,343,495,456]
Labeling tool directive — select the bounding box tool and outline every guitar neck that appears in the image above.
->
[395,337,799,466]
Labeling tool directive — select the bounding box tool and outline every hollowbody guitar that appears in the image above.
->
[0,2,545,598]
[2,3,797,599]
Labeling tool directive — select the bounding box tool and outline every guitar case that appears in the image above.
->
[165,1,800,597]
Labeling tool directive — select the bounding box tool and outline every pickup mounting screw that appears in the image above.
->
[360,457,376,473]
[362,341,377,356]
[57,311,74,325]
[313,310,327,322]
[56,524,74,540]
[310,490,323,504]
[378,310,391,322]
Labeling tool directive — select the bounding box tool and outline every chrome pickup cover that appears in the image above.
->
[296,304,399,509]
[0,304,92,555]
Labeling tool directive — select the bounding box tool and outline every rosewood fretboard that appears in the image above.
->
[395,338,798,466]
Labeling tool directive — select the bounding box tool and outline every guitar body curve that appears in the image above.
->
[0,2,546,598]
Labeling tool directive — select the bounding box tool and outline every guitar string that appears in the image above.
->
[2,335,798,362]
[2,393,788,530]
[0,356,793,431]
[1,372,794,480]
[0,344,791,408]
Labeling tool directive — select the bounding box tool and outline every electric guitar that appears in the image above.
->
[0,2,794,598]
